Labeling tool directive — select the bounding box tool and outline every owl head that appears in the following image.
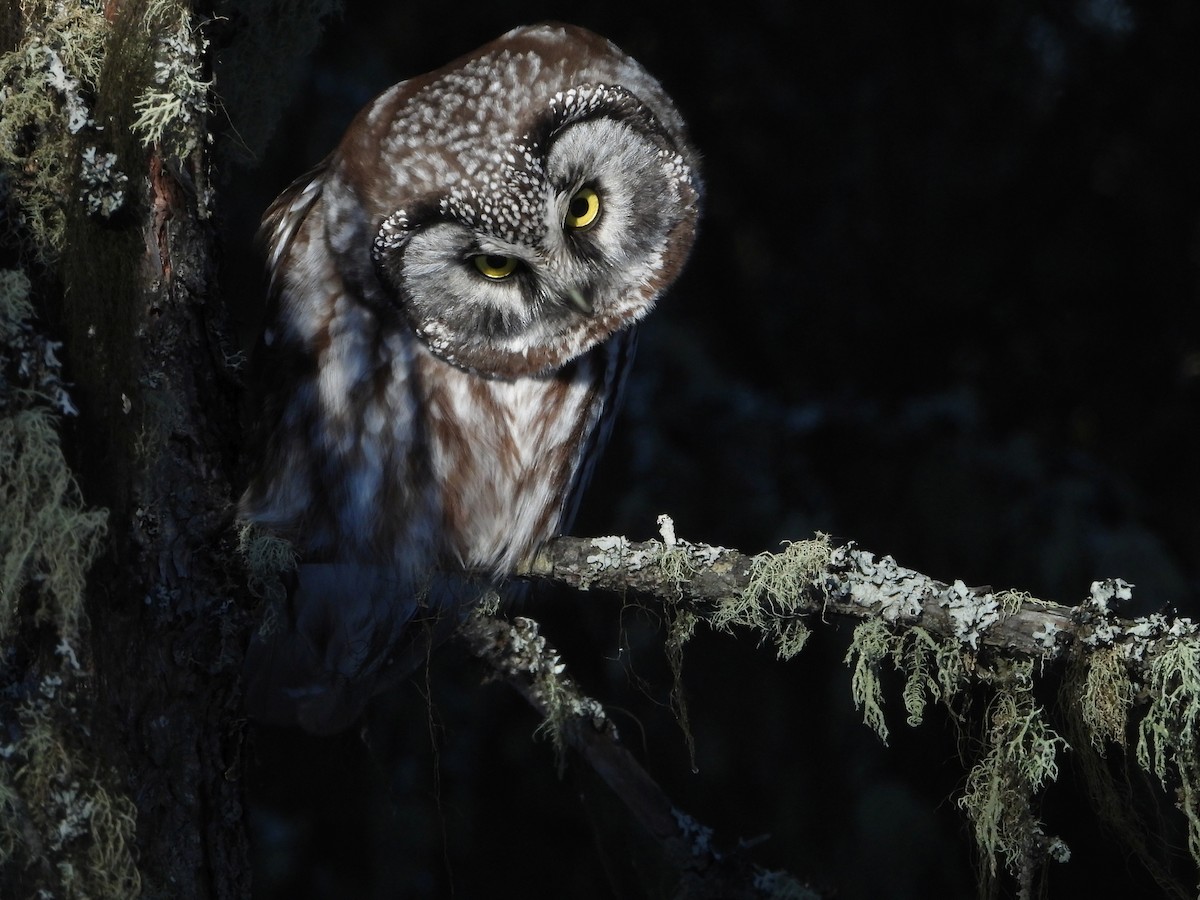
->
[313,23,701,378]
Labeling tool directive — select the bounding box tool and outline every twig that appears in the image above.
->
[457,609,823,900]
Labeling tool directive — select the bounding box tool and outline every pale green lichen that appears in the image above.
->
[1079,644,1134,751]
[238,522,297,606]
[469,614,604,772]
[993,589,1033,619]
[711,537,830,660]
[658,533,827,765]
[1061,585,1200,890]
[0,0,110,258]
[81,782,141,893]
[898,625,967,727]
[665,604,699,769]
[845,618,968,743]
[0,408,108,636]
[1135,634,1200,864]
[1,271,107,637]
[130,0,212,159]
[1061,648,1198,900]
[0,777,19,863]
[958,665,1069,880]
[726,537,830,626]
[1,265,137,896]
[1,692,141,897]
[846,618,892,742]
[238,523,297,639]
[655,530,698,592]
[844,607,1072,886]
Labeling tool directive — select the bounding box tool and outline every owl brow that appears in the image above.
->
[548,168,594,195]
[538,83,671,149]
[394,197,450,232]
[371,197,459,263]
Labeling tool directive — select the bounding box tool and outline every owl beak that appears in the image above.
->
[563,286,594,317]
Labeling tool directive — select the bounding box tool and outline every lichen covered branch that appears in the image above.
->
[515,518,1200,894]
[522,524,1196,679]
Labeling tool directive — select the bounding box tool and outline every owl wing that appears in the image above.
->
[240,162,332,542]
[260,160,329,298]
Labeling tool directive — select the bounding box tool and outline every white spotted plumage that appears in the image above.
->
[240,23,700,733]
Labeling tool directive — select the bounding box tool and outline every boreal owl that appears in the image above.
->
[240,23,701,733]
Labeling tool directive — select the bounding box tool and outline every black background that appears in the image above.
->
[217,2,1200,897]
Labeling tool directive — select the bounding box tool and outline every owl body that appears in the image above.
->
[240,24,699,732]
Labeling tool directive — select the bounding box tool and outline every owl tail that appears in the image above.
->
[243,564,471,734]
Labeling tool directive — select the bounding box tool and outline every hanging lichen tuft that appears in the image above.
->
[957,662,1070,894]
[0,268,137,896]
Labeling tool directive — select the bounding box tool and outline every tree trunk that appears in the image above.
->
[69,149,249,897]
[2,2,253,895]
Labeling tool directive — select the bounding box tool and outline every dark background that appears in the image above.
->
[216,2,1200,897]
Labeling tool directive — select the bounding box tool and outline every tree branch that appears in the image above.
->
[498,518,1200,896]
[521,525,1191,670]
[458,607,822,900]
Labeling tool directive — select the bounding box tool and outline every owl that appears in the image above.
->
[239,23,701,733]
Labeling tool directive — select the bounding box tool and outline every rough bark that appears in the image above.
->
[72,145,249,898]
[2,3,251,895]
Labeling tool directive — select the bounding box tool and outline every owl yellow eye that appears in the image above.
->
[473,254,518,279]
[564,186,601,230]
